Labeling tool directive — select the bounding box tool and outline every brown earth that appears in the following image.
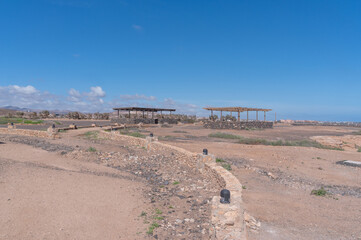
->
[141,123,361,240]
[0,127,217,239]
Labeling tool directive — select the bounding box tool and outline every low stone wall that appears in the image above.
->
[204,120,273,130]
[292,122,361,127]
[99,130,247,239]
[111,118,178,125]
[0,128,58,139]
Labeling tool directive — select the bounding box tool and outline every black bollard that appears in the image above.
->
[220,189,230,204]
[203,149,208,155]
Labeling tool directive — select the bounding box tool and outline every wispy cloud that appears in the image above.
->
[132,24,143,31]
[119,94,156,101]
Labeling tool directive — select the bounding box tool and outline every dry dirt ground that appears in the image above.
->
[0,119,111,131]
[0,128,218,240]
[141,123,361,240]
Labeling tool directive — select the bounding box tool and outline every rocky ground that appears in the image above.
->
[142,123,361,240]
[0,129,219,239]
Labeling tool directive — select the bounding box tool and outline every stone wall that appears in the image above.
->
[204,120,273,130]
[111,118,178,125]
[0,128,58,139]
[99,130,247,239]
[292,122,361,127]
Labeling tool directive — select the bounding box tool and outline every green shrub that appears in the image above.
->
[216,158,225,163]
[87,147,97,152]
[311,187,327,196]
[147,222,160,235]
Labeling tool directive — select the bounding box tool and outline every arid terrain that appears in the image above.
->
[1,122,361,239]
[144,123,361,240]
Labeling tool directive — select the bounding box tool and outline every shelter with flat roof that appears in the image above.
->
[112,107,177,124]
[203,106,274,129]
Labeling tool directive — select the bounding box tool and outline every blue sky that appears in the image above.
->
[0,0,360,121]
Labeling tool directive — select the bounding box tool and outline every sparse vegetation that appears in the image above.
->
[87,147,97,152]
[84,131,98,139]
[0,117,43,125]
[173,130,188,133]
[216,158,225,163]
[358,147,361,152]
[172,181,180,185]
[119,129,146,138]
[147,222,160,235]
[222,163,232,171]
[209,132,242,139]
[311,187,328,196]
[352,130,361,135]
[54,121,61,125]
[208,132,343,150]
[140,211,147,217]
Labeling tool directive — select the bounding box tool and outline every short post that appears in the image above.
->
[220,189,230,204]
[203,148,208,155]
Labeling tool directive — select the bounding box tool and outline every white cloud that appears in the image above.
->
[87,86,106,98]
[0,85,202,115]
[10,85,38,94]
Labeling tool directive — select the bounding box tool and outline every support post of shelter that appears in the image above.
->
[264,111,266,122]
[238,111,240,122]
[220,111,223,121]
[256,111,258,121]
[211,110,214,121]
[247,111,249,122]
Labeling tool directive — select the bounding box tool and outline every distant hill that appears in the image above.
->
[0,108,17,116]
[2,106,31,112]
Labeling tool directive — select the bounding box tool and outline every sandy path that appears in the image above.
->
[0,142,147,240]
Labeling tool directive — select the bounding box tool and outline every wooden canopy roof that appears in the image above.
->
[113,107,176,112]
[203,107,272,112]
